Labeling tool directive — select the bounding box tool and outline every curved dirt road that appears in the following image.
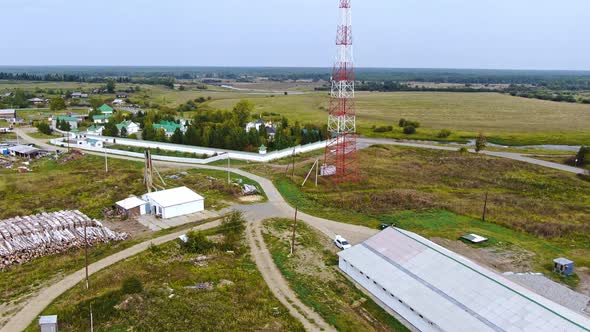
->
[246,220,335,332]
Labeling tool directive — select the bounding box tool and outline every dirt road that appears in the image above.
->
[246,220,335,332]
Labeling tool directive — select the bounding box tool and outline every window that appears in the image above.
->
[419,314,423,319]
[373,281,377,285]
[360,271,364,275]
[410,308,414,312]
[398,299,402,303]
[382,287,386,291]
[366,275,370,279]
[390,293,394,297]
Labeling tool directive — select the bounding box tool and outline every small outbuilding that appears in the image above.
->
[8,145,40,158]
[39,315,58,332]
[116,196,148,218]
[554,257,575,276]
[142,186,204,219]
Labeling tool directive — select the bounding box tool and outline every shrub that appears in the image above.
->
[403,125,416,135]
[181,230,214,253]
[121,277,143,294]
[219,211,246,251]
[458,147,468,153]
[128,133,138,139]
[475,133,487,153]
[437,129,451,138]
[36,121,52,135]
[373,125,393,133]
[399,118,420,128]
[575,146,590,166]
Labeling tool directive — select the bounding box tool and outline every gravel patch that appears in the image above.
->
[504,272,590,317]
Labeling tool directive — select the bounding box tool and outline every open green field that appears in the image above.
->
[25,221,304,332]
[204,92,590,145]
[4,80,590,144]
[244,145,590,287]
[263,218,409,332]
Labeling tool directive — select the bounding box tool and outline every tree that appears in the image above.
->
[475,133,487,153]
[106,79,116,93]
[170,128,184,144]
[575,146,590,166]
[58,119,71,132]
[154,128,168,142]
[184,126,200,146]
[50,97,66,111]
[120,126,128,138]
[103,121,119,137]
[437,129,452,138]
[89,96,103,110]
[403,125,416,134]
[233,99,254,127]
[36,121,52,135]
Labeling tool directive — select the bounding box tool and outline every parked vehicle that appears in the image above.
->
[334,235,351,250]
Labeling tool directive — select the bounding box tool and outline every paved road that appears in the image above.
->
[0,220,222,332]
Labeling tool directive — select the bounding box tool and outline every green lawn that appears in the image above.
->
[263,218,409,332]
[25,222,304,332]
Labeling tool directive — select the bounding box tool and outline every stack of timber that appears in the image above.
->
[0,210,128,269]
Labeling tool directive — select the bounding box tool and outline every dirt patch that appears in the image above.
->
[101,219,151,238]
[431,237,535,272]
[239,195,264,203]
[577,267,590,296]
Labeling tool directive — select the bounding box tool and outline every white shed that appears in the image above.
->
[115,196,147,217]
[142,186,204,219]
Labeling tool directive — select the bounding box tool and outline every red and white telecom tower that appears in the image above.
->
[322,0,359,183]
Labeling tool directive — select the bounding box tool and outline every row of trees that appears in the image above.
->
[139,99,325,151]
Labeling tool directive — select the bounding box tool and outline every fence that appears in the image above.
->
[50,136,327,164]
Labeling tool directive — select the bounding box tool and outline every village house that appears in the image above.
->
[71,92,89,98]
[86,125,104,135]
[112,99,125,105]
[98,104,114,115]
[0,109,17,122]
[51,115,79,129]
[28,97,47,105]
[153,120,186,138]
[116,120,140,135]
[116,92,129,98]
[8,145,41,158]
[93,114,112,124]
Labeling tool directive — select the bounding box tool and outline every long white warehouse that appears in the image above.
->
[142,186,204,219]
[338,227,590,332]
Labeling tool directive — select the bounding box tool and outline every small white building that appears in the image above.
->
[39,315,58,332]
[86,125,104,136]
[116,120,140,135]
[116,196,147,217]
[142,186,204,219]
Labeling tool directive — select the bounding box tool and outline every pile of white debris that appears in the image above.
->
[0,210,128,269]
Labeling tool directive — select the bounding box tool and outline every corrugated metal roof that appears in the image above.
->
[116,196,147,210]
[143,186,204,208]
[8,145,39,154]
[338,227,590,332]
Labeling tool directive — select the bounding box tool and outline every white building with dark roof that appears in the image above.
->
[338,227,590,332]
[142,186,204,219]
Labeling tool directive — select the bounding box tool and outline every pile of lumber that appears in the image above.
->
[0,210,128,269]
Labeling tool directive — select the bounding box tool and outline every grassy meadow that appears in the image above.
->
[244,145,590,283]
[25,220,304,332]
[263,218,409,332]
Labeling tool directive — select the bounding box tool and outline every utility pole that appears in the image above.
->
[290,207,298,256]
[227,153,231,184]
[84,220,94,332]
[482,191,489,222]
[104,148,108,173]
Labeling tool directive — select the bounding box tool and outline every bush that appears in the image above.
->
[437,129,451,138]
[128,133,138,139]
[399,118,420,128]
[181,231,214,253]
[475,133,487,153]
[458,147,468,153]
[121,277,143,294]
[219,211,246,251]
[36,121,52,135]
[403,125,416,135]
[373,125,393,133]
[575,146,590,166]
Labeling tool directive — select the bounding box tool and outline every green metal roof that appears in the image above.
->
[98,104,114,113]
[153,120,183,133]
[93,114,112,120]
[259,144,267,150]
[55,116,79,122]
[116,120,133,130]
[87,125,104,131]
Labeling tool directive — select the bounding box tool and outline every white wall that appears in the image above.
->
[339,257,440,332]
[50,137,327,164]
[162,200,204,219]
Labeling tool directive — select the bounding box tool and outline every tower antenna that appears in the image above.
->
[322,0,359,183]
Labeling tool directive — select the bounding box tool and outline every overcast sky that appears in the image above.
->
[1,0,589,70]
